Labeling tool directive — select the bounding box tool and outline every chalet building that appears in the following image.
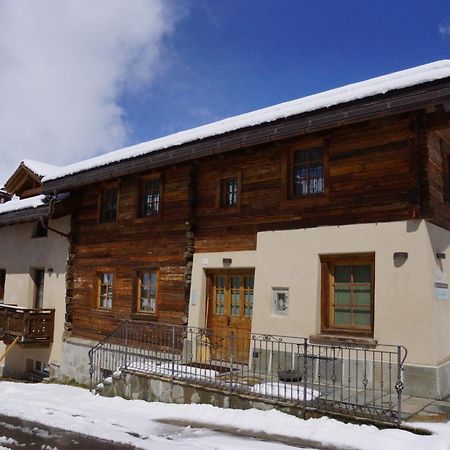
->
[0,161,70,380]
[37,60,450,398]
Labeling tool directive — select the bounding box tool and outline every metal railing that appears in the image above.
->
[89,321,407,425]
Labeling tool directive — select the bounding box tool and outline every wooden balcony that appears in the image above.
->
[0,304,55,346]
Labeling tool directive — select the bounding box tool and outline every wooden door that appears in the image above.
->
[207,271,254,362]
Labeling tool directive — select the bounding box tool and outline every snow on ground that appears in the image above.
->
[0,381,449,450]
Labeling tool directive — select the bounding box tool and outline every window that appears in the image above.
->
[140,178,161,217]
[220,177,238,208]
[99,186,118,223]
[33,268,45,309]
[136,271,158,313]
[321,254,374,336]
[291,146,324,197]
[217,174,241,209]
[33,218,48,238]
[210,272,254,320]
[0,269,5,302]
[98,272,113,309]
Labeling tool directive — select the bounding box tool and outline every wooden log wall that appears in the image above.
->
[69,165,190,340]
[68,111,430,341]
[195,113,418,252]
[426,120,450,230]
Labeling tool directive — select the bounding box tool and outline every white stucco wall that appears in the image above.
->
[188,220,449,368]
[0,215,70,376]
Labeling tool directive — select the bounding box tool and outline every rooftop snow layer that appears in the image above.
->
[44,60,450,182]
[0,194,46,215]
[22,159,60,178]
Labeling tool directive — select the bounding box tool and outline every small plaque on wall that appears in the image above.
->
[272,287,289,315]
[435,270,449,301]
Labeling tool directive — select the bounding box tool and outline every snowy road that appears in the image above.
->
[0,381,449,450]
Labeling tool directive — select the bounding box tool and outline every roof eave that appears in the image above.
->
[43,77,450,193]
[0,204,50,226]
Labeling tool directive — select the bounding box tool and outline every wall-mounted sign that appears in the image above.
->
[435,270,448,301]
[272,287,289,315]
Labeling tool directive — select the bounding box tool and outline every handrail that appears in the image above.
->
[88,320,408,425]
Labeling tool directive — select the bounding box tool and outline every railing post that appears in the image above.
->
[395,346,404,426]
[229,331,235,397]
[171,325,176,378]
[88,349,94,392]
[124,320,129,369]
[302,339,308,419]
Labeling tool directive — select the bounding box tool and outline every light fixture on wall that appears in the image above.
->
[393,252,408,267]
[437,253,446,260]
[393,252,408,260]
[222,258,232,267]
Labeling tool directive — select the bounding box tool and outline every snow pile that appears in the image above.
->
[0,382,448,449]
[251,382,319,401]
[43,60,450,183]
[126,361,220,380]
[0,194,46,216]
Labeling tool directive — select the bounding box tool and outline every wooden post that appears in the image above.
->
[0,336,20,364]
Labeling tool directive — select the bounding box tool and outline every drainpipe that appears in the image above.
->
[41,191,71,241]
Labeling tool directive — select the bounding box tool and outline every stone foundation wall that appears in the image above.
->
[99,368,304,418]
[56,336,96,385]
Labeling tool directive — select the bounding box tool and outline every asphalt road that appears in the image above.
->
[0,413,135,449]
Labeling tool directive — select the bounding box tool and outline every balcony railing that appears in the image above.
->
[0,304,55,345]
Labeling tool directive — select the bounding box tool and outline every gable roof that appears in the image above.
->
[4,160,59,197]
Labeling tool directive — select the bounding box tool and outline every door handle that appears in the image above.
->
[227,316,230,327]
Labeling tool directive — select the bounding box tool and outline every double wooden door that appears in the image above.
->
[207,271,254,362]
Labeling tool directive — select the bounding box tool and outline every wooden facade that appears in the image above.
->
[56,80,450,342]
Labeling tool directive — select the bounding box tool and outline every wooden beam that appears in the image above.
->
[0,336,20,363]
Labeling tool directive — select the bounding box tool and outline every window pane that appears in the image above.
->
[328,260,373,331]
[244,275,254,318]
[221,177,238,207]
[353,307,371,326]
[309,146,323,161]
[142,179,160,216]
[139,271,157,312]
[215,276,225,315]
[353,265,371,283]
[99,272,113,309]
[230,276,240,316]
[100,188,117,223]
[353,284,371,305]
[292,147,324,197]
[334,307,351,326]
[334,265,351,282]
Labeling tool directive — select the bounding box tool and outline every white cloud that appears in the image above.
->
[0,0,178,185]
[439,24,450,37]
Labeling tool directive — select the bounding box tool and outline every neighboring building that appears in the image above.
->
[0,161,70,380]
[38,60,450,398]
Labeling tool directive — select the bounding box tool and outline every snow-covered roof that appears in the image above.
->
[22,159,60,178]
[44,60,450,182]
[0,194,46,216]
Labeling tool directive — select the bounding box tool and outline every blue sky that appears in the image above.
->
[124,0,450,144]
[0,0,449,184]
